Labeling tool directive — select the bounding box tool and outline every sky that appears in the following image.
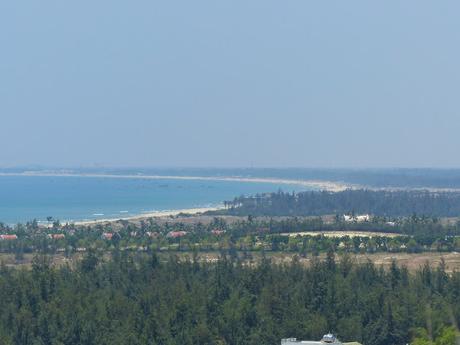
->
[0,1,459,168]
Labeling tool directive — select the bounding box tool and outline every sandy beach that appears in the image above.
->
[1,171,352,226]
[70,206,224,226]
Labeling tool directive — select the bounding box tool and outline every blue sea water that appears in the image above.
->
[0,174,312,224]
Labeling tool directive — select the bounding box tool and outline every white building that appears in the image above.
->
[343,214,370,223]
[281,334,361,345]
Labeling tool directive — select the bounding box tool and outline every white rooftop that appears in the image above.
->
[282,334,342,345]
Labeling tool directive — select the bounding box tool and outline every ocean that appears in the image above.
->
[0,173,313,224]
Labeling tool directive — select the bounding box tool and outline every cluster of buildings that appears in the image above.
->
[343,214,396,227]
[0,234,66,241]
[0,228,226,242]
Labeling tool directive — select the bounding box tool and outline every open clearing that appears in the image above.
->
[280,230,404,238]
[351,252,460,273]
[265,252,460,273]
[188,251,460,273]
[2,251,459,273]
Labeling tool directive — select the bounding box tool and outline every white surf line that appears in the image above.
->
[72,206,224,226]
[0,172,351,192]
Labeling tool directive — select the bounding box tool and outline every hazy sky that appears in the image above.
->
[1,1,459,168]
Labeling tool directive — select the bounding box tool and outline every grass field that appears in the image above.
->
[2,251,459,273]
[181,251,460,273]
[266,252,460,273]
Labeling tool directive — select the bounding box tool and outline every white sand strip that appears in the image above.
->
[0,172,351,192]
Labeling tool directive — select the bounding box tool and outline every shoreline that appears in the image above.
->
[0,171,351,192]
[70,206,225,226]
[3,171,460,193]
[1,171,351,226]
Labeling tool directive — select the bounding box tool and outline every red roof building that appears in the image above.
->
[0,234,18,240]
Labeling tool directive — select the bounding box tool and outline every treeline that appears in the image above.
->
[0,252,458,345]
[217,190,460,217]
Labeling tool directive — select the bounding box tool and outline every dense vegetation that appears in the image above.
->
[0,191,459,345]
[216,190,460,217]
[0,215,459,259]
[0,252,458,345]
[2,171,460,345]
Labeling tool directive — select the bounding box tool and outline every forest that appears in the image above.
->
[216,190,460,217]
[0,190,459,344]
[0,251,458,345]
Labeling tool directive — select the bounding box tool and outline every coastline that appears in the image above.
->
[4,171,458,193]
[0,171,351,226]
[70,206,224,226]
[0,171,352,192]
